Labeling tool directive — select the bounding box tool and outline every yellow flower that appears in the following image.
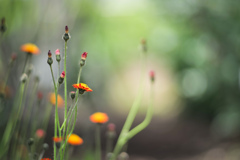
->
[49,93,64,108]
[67,134,83,146]
[90,112,109,124]
[21,43,40,54]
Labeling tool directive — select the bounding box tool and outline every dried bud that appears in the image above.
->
[69,91,76,100]
[149,70,155,82]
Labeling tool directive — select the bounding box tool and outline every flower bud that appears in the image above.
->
[80,59,85,67]
[63,26,70,41]
[58,71,65,84]
[149,70,155,82]
[47,50,53,65]
[69,91,76,100]
[26,64,34,76]
[81,52,88,60]
[55,49,61,62]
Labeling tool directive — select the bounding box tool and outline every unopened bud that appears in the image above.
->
[149,70,155,82]
[20,73,28,83]
[37,91,43,100]
[55,49,61,62]
[27,64,34,76]
[47,50,53,65]
[80,59,85,67]
[58,71,65,84]
[63,26,70,41]
[69,91,76,100]
[81,52,88,60]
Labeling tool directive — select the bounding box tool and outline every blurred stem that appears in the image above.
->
[110,53,146,160]
[127,83,154,140]
[23,53,32,74]
[2,58,15,94]
[0,81,25,158]
[96,124,101,160]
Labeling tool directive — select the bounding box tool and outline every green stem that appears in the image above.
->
[23,53,31,74]
[63,40,68,148]
[127,83,154,140]
[0,82,26,158]
[110,53,146,160]
[96,124,101,160]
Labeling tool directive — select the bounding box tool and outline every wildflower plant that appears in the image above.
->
[0,17,155,160]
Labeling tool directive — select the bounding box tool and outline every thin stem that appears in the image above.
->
[127,83,154,140]
[96,124,101,160]
[63,40,68,149]
[110,53,146,160]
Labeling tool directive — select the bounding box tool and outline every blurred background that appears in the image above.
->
[1,0,240,159]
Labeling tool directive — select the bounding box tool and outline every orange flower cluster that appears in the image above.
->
[21,43,40,54]
[90,112,109,124]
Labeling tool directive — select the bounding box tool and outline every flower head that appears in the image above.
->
[35,129,45,138]
[90,112,109,124]
[49,93,64,107]
[72,83,92,94]
[21,43,40,54]
[41,158,51,160]
[67,134,83,146]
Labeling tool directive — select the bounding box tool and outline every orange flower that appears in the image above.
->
[41,158,51,160]
[67,134,83,146]
[52,137,62,143]
[72,83,92,94]
[21,43,40,54]
[90,112,109,124]
[35,129,45,138]
[49,93,64,107]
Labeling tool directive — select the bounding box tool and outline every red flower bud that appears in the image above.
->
[81,52,88,60]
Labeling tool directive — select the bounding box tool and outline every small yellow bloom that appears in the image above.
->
[21,43,40,54]
[67,134,83,146]
[49,93,64,108]
[90,112,109,124]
